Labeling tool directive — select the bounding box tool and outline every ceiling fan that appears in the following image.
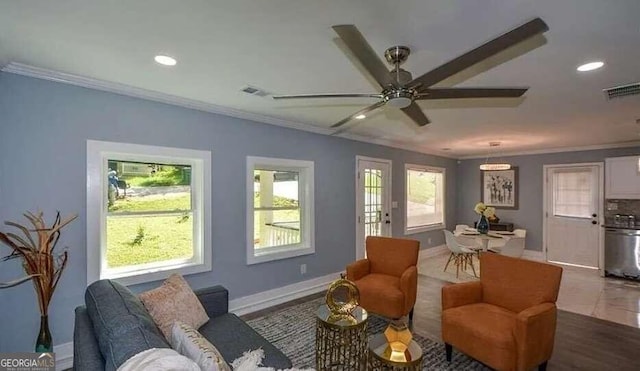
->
[273,18,549,131]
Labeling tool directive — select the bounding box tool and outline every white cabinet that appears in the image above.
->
[605,156,640,199]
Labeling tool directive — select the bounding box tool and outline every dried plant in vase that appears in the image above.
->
[0,211,78,352]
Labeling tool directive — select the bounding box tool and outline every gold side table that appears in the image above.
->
[315,304,368,370]
[368,333,423,370]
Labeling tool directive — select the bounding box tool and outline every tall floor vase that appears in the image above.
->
[36,315,52,352]
[477,215,489,234]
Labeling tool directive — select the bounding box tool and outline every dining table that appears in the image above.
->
[454,229,511,252]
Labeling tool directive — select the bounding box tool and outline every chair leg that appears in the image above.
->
[468,254,477,277]
[409,307,414,322]
[445,343,452,362]
[538,361,548,371]
[455,255,460,278]
[444,253,454,272]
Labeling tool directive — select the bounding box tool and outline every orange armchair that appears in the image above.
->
[442,253,563,371]
[346,236,419,319]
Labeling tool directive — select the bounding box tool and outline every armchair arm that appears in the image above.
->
[515,303,557,371]
[441,281,482,310]
[400,266,418,312]
[346,259,370,281]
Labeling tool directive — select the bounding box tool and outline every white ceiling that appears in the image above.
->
[1,0,639,157]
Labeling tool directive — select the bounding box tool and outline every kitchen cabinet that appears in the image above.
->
[605,156,640,199]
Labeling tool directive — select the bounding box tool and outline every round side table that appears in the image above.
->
[368,333,423,370]
[315,304,368,370]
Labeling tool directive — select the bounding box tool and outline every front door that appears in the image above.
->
[356,156,392,259]
[544,164,603,268]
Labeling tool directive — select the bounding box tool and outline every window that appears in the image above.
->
[552,169,593,218]
[247,156,314,264]
[405,164,445,233]
[87,140,211,285]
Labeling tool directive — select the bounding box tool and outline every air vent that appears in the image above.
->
[241,85,268,97]
[603,82,640,100]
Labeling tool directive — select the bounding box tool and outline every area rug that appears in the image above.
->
[418,253,480,283]
[246,297,488,370]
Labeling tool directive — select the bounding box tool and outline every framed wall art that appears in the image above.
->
[480,167,518,209]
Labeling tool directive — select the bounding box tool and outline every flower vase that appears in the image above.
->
[35,315,52,353]
[477,215,490,234]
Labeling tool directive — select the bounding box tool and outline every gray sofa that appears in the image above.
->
[73,279,292,370]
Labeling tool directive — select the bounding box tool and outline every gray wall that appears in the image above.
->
[0,73,456,351]
[457,146,640,251]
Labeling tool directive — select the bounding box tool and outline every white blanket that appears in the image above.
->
[117,348,200,371]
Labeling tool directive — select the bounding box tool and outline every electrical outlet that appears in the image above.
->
[300,264,307,275]
[427,238,432,245]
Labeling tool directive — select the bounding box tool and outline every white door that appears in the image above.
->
[356,156,392,259]
[544,164,603,268]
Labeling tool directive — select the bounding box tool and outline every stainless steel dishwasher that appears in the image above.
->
[604,227,640,280]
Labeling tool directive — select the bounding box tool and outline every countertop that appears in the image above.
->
[602,224,640,230]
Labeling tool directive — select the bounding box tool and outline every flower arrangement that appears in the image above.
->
[474,202,496,217]
[0,211,77,351]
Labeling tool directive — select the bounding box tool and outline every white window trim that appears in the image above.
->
[246,156,315,265]
[87,140,212,286]
[404,163,446,235]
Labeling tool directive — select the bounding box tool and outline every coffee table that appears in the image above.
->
[315,304,368,370]
[368,333,423,370]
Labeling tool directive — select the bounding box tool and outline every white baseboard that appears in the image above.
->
[229,271,343,316]
[522,250,544,261]
[54,342,73,371]
[419,245,448,260]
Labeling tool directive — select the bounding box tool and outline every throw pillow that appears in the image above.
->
[116,348,200,371]
[139,273,209,339]
[170,321,231,371]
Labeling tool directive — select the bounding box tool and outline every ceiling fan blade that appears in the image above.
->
[331,100,386,128]
[408,18,548,88]
[273,93,383,100]
[417,87,528,99]
[401,102,430,127]
[332,25,397,89]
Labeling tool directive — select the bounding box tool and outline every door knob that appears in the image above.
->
[592,213,597,218]
[385,220,391,224]
[591,220,597,225]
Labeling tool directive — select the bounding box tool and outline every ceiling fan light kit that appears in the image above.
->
[273,18,549,133]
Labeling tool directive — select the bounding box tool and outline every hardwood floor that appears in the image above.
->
[244,274,640,370]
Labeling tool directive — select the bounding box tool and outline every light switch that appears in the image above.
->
[392,201,398,208]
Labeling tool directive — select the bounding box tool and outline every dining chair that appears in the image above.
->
[489,236,526,258]
[443,230,477,278]
[514,229,527,238]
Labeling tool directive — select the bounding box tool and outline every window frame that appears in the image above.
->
[246,156,314,265]
[404,164,446,234]
[87,140,212,286]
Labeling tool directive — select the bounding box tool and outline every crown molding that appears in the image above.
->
[1,62,331,134]
[1,62,456,160]
[457,141,640,160]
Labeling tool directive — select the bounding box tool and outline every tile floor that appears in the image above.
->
[421,252,640,329]
[557,264,640,328]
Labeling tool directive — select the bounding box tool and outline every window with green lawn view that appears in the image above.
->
[106,161,194,268]
[87,140,211,285]
[405,165,445,233]
[247,156,314,264]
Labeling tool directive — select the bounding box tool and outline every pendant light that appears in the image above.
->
[479,142,511,170]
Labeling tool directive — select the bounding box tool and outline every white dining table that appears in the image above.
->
[454,230,507,252]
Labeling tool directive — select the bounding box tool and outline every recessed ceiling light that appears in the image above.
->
[154,55,177,66]
[577,61,604,72]
[355,114,366,120]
